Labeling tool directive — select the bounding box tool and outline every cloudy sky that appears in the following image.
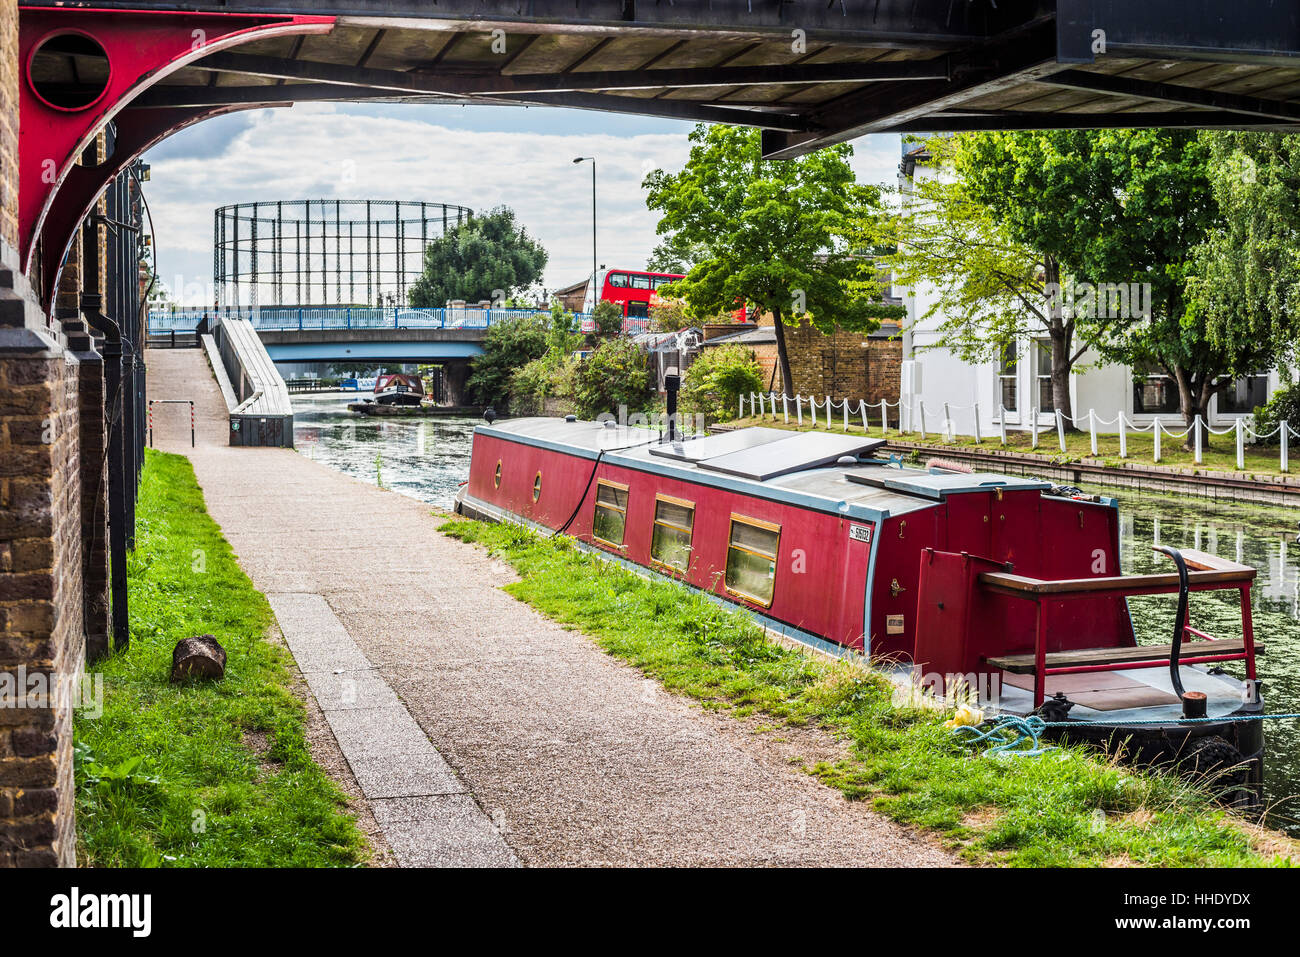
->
[142,101,902,306]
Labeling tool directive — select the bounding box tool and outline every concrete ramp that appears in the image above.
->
[204,317,294,447]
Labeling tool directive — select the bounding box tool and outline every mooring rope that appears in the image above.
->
[951,712,1300,758]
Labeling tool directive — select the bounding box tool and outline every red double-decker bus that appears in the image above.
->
[581,268,684,319]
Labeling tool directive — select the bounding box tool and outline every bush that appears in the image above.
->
[570,338,654,420]
[680,344,763,424]
[590,300,624,340]
[466,313,547,408]
[509,354,578,416]
[1251,379,1300,445]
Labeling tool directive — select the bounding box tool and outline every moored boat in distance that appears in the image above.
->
[373,372,425,406]
[455,412,1268,792]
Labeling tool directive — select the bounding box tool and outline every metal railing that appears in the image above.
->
[147,305,593,334]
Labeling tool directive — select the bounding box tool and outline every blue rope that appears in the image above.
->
[952,715,1054,757]
[952,711,1300,758]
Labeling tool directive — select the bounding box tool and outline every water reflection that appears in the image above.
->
[289,393,1300,833]
[292,392,477,510]
[1116,493,1299,833]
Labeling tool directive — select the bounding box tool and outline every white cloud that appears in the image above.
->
[143,104,899,305]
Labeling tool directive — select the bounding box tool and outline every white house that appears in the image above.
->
[896,143,1279,438]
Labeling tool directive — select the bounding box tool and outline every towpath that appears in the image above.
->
[145,347,956,867]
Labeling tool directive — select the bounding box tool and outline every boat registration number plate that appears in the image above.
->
[848,524,872,544]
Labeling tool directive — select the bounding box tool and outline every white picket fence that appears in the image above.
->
[740,392,1299,473]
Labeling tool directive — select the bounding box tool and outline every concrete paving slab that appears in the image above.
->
[349,753,467,800]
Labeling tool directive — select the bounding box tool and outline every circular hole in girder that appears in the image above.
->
[27,31,112,112]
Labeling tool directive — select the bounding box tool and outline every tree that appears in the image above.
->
[1187,132,1300,388]
[645,124,893,394]
[885,130,1222,430]
[590,299,624,340]
[465,313,548,408]
[570,338,654,420]
[407,206,548,307]
[646,233,709,274]
[680,343,763,424]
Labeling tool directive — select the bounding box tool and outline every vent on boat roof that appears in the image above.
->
[844,470,1049,500]
[648,427,788,462]
[695,432,886,481]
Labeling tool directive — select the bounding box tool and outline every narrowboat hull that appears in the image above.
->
[456,417,1268,788]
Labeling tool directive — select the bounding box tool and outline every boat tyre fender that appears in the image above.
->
[1177,735,1249,788]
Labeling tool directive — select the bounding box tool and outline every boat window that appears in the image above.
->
[592,480,629,546]
[494,460,502,489]
[725,515,780,606]
[651,495,694,572]
[533,471,542,502]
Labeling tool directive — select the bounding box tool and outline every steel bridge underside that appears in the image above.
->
[40,0,1300,163]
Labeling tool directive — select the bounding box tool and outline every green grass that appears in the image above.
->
[728,414,1292,478]
[74,450,368,867]
[442,517,1297,867]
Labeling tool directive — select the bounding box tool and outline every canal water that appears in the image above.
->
[293,393,1300,833]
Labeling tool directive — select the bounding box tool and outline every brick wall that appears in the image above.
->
[783,319,902,404]
[0,264,85,868]
[0,0,18,251]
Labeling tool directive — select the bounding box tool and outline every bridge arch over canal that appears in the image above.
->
[7,0,1300,867]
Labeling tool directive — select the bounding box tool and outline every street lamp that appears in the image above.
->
[573,156,596,311]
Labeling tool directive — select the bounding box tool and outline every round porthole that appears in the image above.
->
[532,471,542,502]
[27,31,113,112]
[494,460,502,489]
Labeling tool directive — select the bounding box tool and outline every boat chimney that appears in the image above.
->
[663,366,681,442]
[1181,691,1207,719]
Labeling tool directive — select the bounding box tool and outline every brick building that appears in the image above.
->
[702,315,902,404]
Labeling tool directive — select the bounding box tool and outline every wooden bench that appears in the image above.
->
[987,638,1262,674]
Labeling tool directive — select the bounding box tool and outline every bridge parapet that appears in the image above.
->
[205,317,294,447]
[149,305,589,333]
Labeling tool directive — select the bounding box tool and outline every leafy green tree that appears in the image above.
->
[544,301,583,358]
[646,233,708,274]
[1187,132,1300,389]
[570,338,654,420]
[885,131,1229,430]
[680,344,763,424]
[645,124,892,394]
[407,206,548,307]
[465,313,547,408]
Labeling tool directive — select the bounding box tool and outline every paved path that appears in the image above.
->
[146,347,955,867]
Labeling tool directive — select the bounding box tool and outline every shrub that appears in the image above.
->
[1250,379,1300,445]
[680,343,764,424]
[590,300,624,340]
[509,354,578,416]
[466,313,547,408]
[570,338,654,420]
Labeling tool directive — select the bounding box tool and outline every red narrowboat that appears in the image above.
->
[374,373,425,406]
[455,416,1267,786]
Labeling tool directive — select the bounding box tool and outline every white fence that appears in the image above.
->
[740,392,1299,473]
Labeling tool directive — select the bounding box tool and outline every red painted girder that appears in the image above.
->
[18,6,334,287]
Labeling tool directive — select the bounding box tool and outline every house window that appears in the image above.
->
[725,515,780,607]
[1132,364,1180,415]
[1217,374,1270,414]
[998,343,1018,413]
[1035,341,1055,413]
[592,480,629,547]
[650,495,694,572]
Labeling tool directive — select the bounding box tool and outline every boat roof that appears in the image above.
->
[477,418,1051,522]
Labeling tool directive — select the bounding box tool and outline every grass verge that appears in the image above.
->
[75,449,367,867]
[442,517,1295,867]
